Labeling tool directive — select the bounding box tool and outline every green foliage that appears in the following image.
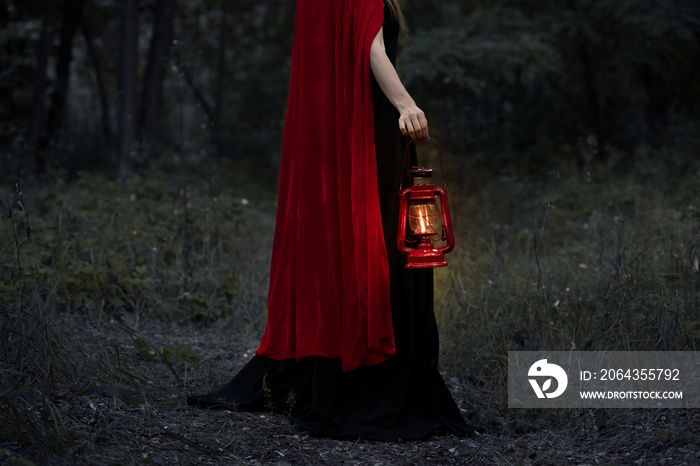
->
[161,343,202,365]
[401,6,564,91]
[173,0,295,157]
[1,159,274,325]
[399,0,700,166]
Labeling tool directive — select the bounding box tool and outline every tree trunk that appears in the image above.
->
[213,0,228,159]
[172,46,215,130]
[118,0,139,178]
[26,0,59,174]
[566,0,608,162]
[575,39,608,161]
[80,6,113,142]
[46,0,84,146]
[138,0,177,156]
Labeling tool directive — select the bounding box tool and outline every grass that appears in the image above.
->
[1,145,699,463]
[435,143,700,430]
[0,158,276,463]
[1,181,82,457]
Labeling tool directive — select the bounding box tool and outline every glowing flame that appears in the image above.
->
[417,206,434,234]
[410,203,438,236]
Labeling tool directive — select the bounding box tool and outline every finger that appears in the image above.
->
[403,119,417,140]
[421,125,429,141]
[418,114,429,140]
[410,116,426,141]
[420,119,429,141]
[411,119,423,141]
[398,119,408,136]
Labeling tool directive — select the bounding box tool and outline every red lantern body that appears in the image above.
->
[397,140,455,268]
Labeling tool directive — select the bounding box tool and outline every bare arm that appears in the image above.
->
[369,27,429,141]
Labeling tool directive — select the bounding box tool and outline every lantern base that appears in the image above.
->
[404,246,448,269]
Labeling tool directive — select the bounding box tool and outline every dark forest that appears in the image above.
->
[2,0,700,464]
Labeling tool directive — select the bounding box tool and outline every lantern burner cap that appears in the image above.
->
[411,166,433,177]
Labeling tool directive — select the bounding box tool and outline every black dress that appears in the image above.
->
[187,4,475,440]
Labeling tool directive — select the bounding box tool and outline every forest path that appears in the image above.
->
[48,311,700,465]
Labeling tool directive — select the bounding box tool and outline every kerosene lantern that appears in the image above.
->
[397,138,455,268]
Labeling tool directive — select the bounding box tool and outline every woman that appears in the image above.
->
[188,0,476,440]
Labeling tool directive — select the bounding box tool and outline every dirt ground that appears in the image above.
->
[11,312,700,465]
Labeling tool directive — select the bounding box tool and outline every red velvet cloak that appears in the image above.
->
[256,0,394,372]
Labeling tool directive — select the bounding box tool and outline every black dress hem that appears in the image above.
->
[186,354,480,441]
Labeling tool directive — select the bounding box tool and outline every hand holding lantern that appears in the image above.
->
[397,138,455,268]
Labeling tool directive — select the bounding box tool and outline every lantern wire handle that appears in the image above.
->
[399,137,448,192]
